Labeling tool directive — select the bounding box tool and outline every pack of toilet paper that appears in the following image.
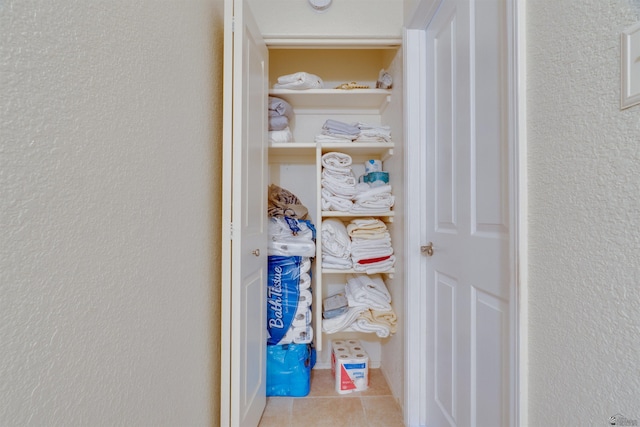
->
[331,339,369,394]
[267,255,313,345]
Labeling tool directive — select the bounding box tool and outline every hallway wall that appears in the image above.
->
[527,0,640,424]
[0,1,224,425]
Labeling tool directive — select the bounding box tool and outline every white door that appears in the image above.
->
[221,0,269,425]
[423,0,512,425]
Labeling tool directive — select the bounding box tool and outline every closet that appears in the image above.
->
[221,0,408,426]
[222,0,518,426]
[267,47,405,363]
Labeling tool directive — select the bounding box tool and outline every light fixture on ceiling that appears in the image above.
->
[308,0,332,12]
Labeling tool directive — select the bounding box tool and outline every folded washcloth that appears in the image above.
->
[321,152,352,172]
[274,72,323,90]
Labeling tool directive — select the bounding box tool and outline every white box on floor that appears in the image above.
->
[331,339,369,394]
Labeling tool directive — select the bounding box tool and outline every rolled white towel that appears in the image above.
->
[274,72,323,90]
[321,152,352,172]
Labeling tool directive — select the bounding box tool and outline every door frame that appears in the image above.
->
[403,0,527,425]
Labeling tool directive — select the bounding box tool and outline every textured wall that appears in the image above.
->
[527,0,640,424]
[0,0,224,425]
[248,0,403,40]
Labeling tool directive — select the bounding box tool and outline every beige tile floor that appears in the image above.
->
[258,368,404,427]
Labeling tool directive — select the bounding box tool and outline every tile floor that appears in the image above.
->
[258,368,404,427]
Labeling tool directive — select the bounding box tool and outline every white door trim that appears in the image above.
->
[403,1,526,425]
[403,25,429,427]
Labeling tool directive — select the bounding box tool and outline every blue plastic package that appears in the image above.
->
[266,343,316,397]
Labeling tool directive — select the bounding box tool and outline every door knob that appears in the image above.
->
[421,242,434,256]
[252,249,260,257]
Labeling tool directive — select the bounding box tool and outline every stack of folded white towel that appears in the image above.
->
[268,96,294,143]
[320,151,394,214]
[273,71,323,90]
[354,122,392,143]
[315,119,360,143]
[320,152,359,212]
[347,218,396,274]
[351,184,395,214]
[322,274,397,338]
[314,119,392,143]
[321,218,352,270]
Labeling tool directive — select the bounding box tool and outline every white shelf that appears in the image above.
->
[322,211,394,222]
[322,268,395,278]
[270,89,391,113]
[269,142,395,161]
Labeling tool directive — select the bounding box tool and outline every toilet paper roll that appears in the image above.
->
[300,257,311,274]
[292,306,312,327]
[279,325,310,345]
[298,289,312,306]
[365,159,383,173]
[299,272,311,290]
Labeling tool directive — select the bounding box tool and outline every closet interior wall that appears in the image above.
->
[267,45,405,401]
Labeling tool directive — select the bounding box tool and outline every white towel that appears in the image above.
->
[322,306,368,334]
[353,255,396,274]
[315,134,354,143]
[345,274,392,311]
[274,72,323,90]
[347,218,388,238]
[322,169,357,186]
[321,152,352,173]
[269,127,293,143]
[322,254,353,270]
[350,306,398,337]
[351,247,394,263]
[321,218,351,258]
[322,179,358,199]
[321,189,354,212]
